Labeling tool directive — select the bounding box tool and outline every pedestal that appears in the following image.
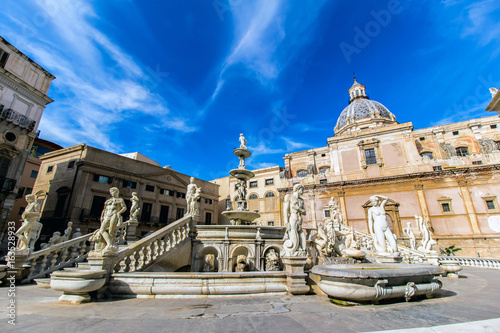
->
[376,252,402,263]
[6,249,30,281]
[425,251,440,266]
[125,219,139,243]
[50,269,107,304]
[282,256,310,295]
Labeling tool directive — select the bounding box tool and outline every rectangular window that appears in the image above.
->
[472,161,483,165]
[123,181,137,189]
[47,165,53,173]
[441,203,451,213]
[145,185,155,192]
[68,161,75,169]
[249,181,258,188]
[90,195,107,218]
[160,189,174,196]
[16,187,25,199]
[176,192,186,199]
[141,202,152,222]
[265,178,274,185]
[419,137,425,141]
[321,153,326,157]
[0,50,9,68]
[205,212,212,225]
[205,198,213,204]
[486,200,496,210]
[268,221,274,226]
[159,205,170,224]
[365,148,377,165]
[176,207,184,219]
[320,179,327,184]
[93,174,113,184]
[433,166,443,171]
[491,124,497,129]
[456,147,469,157]
[324,210,330,218]
[452,131,459,135]
[30,170,38,178]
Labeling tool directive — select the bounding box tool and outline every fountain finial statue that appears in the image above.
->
[239,133,247,149]
[367,195,398,254]
[281,184,307,256]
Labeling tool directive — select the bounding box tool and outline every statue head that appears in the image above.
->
[293,184,304,194]
[240,133,244,137]
[369,195,379,205]
[190,177,195,184]
[132,192,137,197]
[109,187,119,196]
[67,221,73,227]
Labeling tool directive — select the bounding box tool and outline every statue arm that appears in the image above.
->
[118,199,127,215]
[378,195,389,209]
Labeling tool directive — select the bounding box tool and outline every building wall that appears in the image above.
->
[33,144,219,238]
[0,37,54,246]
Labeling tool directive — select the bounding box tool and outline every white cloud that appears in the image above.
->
[462,0,500,49]
[281,137,313,151]
[248,142,284,157]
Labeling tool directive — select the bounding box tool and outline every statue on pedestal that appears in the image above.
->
[367,195,398,254]
[185,177,201,217]
[416,215,436,252]
[236,179,247,211]
[90,187,127,256]
[61,221,73,242]
[328,197,343,227]
[281,184,307,257]
[130,192,140,220]
[15,194,40,251]
[314,220,338,259]
[405,221,416,250]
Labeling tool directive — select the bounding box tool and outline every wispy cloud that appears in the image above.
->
[0,0,195,151]
[248,142,284,157]
[460,0,500,55]
[282,137,314,151]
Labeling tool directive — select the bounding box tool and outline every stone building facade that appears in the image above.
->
[33,144,219,238]
[280,79,500,257]
[0,36,55,241]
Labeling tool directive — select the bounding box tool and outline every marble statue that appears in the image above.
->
[15,194,41,250]
[41,231,63,249]
[239,133,247,149]
[89,187,127,255]
[130,192,140,220]
[28,219,43,252]
[405,222,416,250]
[416,215,436,252]
[265,249,280,271]
[185,177,201,217]
[328,197,343,226]
[314,220,337,258]
[72,228,83,239]
[202,254,216,272]
[61,221,73,242]
[281,184,307,256]
[236,179,247,211]
[490,87,498,97]
[367,195,398,254]
[235,254,248,272]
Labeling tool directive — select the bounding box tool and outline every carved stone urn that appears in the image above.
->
[50,269,107,304]
[439,260,462,279]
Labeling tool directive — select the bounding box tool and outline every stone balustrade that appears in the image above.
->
[439,256,500,269]
[113,216,192,273]
[20,233,92,283]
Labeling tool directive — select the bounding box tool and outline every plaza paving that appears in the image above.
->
[1,267,500,333]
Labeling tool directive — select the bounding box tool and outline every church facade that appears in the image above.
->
[279,79,500,257]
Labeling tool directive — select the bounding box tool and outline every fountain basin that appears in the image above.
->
[233,148,252,159]
[439,260,462,279]
[222,211,260,225]
[50,269,107,304]
[230,169,255,181]
[311,264,444,303]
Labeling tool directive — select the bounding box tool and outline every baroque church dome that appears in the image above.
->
[334,78,397,135]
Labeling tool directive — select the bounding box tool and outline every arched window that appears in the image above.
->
[319,167,330,174]
[249,194,258,199]
[456,147,469,157]
[297,170,307,177]
[265,192,275,198]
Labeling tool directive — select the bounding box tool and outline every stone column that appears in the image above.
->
[414,184,432,234]
[457,179,481,234]
[337,190,348,227]
[282,256,310,295]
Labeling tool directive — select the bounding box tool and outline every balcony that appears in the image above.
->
[0,176,16,195]
[0,105,36,131]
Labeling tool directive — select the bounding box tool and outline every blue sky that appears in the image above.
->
[1,0,499,180]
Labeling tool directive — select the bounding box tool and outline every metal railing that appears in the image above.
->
[0,107,36,131]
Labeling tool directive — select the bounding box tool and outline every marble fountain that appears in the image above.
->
[7,134,446,304]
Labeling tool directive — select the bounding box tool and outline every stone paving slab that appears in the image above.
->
[1,267,499,332]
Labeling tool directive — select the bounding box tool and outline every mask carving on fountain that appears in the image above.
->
[265,249,280,271]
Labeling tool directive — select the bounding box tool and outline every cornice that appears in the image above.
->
[0,71,53,105]
[277,164,500,193]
